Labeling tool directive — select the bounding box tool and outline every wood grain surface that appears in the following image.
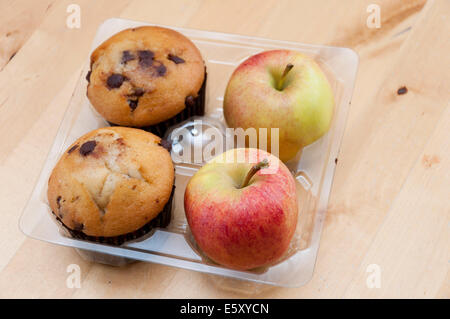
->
[0,0,448,298]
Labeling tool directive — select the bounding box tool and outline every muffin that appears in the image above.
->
[86,26,206,136]
[47,127,175,245]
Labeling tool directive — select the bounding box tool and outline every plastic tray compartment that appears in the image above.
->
[20,18,358,288]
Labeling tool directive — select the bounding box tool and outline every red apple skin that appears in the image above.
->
[184,148,298,270]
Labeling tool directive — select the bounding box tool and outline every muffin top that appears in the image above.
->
[47,127,174,237]
[87,26,205,127]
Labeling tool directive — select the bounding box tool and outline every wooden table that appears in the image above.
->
[0,0,448,298]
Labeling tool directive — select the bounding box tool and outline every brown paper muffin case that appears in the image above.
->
[51,184,175,246]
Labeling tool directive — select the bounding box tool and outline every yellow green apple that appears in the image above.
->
[184,148,298,270]
[223,49,334,162]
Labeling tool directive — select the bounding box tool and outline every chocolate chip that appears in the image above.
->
[106,74,126,89]
[155,63,166,76]
[121,50,135,64]
[79,140,97,156]
[86,70,91,82]
[138,50,155,67]
[73,222,84,231]
[68,144,78,154]
[56,196,62,209]
[127,99,138,111]
[138,50,154,60]
[185,95,196,108]
[133,88,145,97]
[140,58,153,67]
[168,54,185,64]
[335,158,338,164]
[159,139,172,152]
[397,86,408,95]
[126,88,145,99]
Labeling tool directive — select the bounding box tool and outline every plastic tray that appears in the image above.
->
[19,18,358,288]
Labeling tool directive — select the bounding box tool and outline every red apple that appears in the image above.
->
[184,148,298,270]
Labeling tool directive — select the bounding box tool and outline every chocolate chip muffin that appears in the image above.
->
[86,26,206,136]
[47,127,175,245]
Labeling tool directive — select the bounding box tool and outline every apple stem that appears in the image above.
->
[277,63,294,90]
[240,159,269,189]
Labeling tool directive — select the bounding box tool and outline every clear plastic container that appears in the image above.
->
[19,18,358,288]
